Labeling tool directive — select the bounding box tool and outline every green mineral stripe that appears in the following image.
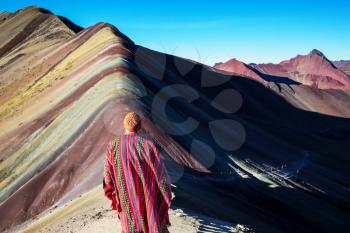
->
[115,136,135,232]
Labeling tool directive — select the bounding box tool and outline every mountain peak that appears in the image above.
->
[309,49,325,57]
[225,58,242,64]
[18,6,83,33]
[92,22,134,44]
[17,5,50,13]
[214,57,263,81]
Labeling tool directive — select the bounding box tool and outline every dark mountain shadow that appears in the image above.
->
[172,201,253,233]
[249,65,300,85]
[57,16,83,33]
[171,168,332,233]
[132,46,350,233]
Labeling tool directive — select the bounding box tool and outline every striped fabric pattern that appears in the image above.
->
[103,133,172,233]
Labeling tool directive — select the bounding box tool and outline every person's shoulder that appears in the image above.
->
[105,139,112,151]
[140,134,164,153]
[106,136,120,151]
[138,133,155,145]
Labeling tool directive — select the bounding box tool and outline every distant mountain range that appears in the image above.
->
[333,60,350,75]
[215,49,350,90]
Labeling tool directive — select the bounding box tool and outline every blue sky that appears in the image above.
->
[2,0,350,65]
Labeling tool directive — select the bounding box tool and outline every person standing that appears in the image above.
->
[103,112,172,233]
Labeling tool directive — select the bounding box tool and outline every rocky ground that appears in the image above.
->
[10,186,253,233]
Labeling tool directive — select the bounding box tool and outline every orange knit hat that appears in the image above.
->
[123,112,141,132]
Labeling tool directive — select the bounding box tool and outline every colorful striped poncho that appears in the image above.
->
[103,133,172,233]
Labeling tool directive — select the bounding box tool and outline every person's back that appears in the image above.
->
[103,112,172,233]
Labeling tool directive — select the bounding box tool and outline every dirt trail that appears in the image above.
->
[10,186,252,233]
